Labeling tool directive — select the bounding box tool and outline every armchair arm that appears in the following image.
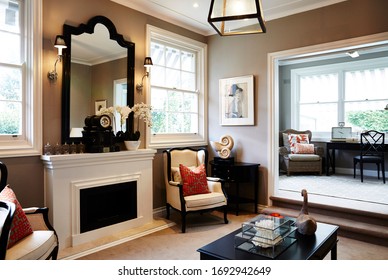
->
[315,146,324,157]
[279,146,289,157]
[23,207,56,232]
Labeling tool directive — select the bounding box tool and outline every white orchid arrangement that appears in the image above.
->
[97,102,152,141]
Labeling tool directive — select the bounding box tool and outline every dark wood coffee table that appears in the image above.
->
[197,222,339,260]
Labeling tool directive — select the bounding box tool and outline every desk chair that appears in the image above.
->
[353,130,385,183]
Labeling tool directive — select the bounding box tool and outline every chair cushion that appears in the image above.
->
[184,192,226,208]
[288,134,310,154]
[294,143,314,154]
[0,185,33,248]
[179,164,210,196]
[5,230,56,260]
[289,154,321,161]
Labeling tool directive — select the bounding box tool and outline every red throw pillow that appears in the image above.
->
[0,185,33,248]
[288,134,309,154]
[179,164,210,197]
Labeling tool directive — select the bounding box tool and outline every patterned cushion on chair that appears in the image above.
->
[288,134,310,154]
[0,186,33,248]
[179,164,210,196]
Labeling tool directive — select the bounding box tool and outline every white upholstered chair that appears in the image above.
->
[0,161,59,260]
[163,147,228,233]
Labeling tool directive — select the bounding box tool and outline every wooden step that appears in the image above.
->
[262,203,388,247]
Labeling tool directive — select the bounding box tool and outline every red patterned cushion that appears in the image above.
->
[179,164,210,197]
[0,185,33,248]
[288,134,309,154]
[294,143,315,154]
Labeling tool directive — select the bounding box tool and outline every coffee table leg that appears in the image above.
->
[331,240,338,260]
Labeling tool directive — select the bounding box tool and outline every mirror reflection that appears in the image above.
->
[61,16,135,144]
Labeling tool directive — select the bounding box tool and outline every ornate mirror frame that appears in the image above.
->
[61,15,135,144]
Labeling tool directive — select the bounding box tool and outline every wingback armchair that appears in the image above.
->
[163,147,228,233]
[279,129,324,175]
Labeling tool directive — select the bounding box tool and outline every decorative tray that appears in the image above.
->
[234,214,297,258]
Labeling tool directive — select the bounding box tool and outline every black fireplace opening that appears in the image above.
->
[80,181,137,233]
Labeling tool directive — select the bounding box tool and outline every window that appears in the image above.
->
[0,0,42,157]
[291,57,388,139]
[146,25,207,148]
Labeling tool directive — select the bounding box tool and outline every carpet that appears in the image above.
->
[278,174,388,206]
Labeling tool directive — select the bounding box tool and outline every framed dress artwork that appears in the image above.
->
[219,75,254,126]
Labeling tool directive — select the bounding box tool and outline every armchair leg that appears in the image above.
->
[166,204,171,219]
[223,206,229,224]
[181,212,187,233]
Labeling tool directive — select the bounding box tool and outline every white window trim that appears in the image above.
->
[0,0,42,158]
[145,25,208,149]
[290,56,388,140]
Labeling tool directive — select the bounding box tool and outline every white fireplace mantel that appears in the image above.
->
[41,149,156,250]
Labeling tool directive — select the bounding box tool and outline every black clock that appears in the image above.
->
[84,115,112,129]
[99,115,111,129]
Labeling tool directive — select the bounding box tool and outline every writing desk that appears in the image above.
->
[326,141,388,176]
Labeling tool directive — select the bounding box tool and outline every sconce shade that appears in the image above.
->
[208,0,266,36]
[54,35,67,56]
[144,57,153,67]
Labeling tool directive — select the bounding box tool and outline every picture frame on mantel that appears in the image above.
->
[219,75,254,126]
[95,99,107,114]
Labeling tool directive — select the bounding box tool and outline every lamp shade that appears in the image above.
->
[54,35,67,56]
[208,0,266,36]
[144,57,153,67]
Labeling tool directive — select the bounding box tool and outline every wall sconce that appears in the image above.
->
[47,35,67,81]
[136,57,153,93]
[208,0,266,36]
[346,51,360,58]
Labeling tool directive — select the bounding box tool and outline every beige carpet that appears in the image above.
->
[77,210,388,260]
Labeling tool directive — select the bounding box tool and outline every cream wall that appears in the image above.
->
[2,0,388,210]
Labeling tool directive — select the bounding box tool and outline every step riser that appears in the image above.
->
[270,198,388,227]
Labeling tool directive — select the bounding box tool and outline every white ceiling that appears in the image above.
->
[111,0,348,36]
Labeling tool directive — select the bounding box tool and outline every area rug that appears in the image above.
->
[278,174,388,206]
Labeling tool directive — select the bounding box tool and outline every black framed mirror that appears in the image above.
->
[61,15,135,144]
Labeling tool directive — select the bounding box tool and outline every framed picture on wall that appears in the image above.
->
[95,99,107,114]
[219,75,254,126]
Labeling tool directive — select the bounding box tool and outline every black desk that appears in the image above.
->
[326,141,388,176]
[209,160,260,215]
[198,222,339,260]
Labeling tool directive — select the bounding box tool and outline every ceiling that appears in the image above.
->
[110,0,348,36]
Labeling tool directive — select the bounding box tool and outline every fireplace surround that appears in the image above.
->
[41,149,156,250]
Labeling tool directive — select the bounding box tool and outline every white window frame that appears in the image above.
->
[0,0,42,157]
[145,25,208,149]
[291,56,388,140]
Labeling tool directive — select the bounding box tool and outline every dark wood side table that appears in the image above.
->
[209,160,260,215]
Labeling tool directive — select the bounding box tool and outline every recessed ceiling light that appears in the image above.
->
[193,3,199,8]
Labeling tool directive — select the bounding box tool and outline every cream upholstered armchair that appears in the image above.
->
[279,129,324,175]
[0,161,59,260]
[163,147,228,233]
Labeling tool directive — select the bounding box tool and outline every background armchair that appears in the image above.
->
[163,147,228,233]
[279,129,324,175]
[0,161,59,260]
